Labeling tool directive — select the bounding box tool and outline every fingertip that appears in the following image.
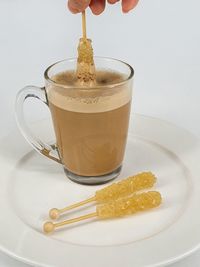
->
[122,0,139,13]
[90,6,105,15]
[67,1,80,13]
[107,0,119,5]
[122,9,129,13]
[68,0,91,13]
[89,0,105,15]
[122,6,130,13]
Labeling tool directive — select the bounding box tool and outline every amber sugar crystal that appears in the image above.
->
[97,191,162,219]
[95,172,156,203]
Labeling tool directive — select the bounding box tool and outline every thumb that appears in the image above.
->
[68,0,91,13]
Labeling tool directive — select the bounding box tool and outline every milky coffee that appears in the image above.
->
[48,70,131,176]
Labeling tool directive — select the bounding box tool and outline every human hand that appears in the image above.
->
[68,0,139,15]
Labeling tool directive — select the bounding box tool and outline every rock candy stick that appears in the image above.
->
[44,191,162,234]
[76,11,96,85]
[49,172,156,220]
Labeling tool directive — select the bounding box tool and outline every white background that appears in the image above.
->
[0,0,200,266]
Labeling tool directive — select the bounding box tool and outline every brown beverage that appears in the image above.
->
[48,70,131,176]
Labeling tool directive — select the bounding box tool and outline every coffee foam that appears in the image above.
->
[47,71,132,113]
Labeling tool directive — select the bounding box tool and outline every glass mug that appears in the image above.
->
[15,57,134,185]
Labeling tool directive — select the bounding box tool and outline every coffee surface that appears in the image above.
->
[52,70,125,86]
[48,70,131,113]
[48,70,131,176]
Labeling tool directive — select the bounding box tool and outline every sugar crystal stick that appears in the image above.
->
[76,11,96,85]
[44,191,162,234]
[49,172,156,219]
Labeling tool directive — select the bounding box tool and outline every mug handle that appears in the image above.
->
[15,85,62,164]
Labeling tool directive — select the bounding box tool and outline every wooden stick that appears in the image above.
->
[44,212,97,234]
[82,10,87,39]
[49,196,96,220]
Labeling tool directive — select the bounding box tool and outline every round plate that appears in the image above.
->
[0,114,200,267]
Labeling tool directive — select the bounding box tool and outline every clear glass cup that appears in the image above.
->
[15,57,134,185]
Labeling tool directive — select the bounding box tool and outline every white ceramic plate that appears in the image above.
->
[0,114,200,267]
